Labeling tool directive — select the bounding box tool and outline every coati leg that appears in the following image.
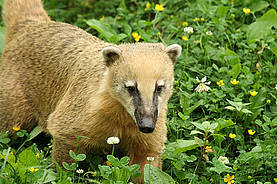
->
[0,73,37,137]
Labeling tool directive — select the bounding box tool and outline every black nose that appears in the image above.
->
[138,117,155,133]
[139,126,154,133]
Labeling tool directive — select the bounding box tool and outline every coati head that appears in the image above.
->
[101,43,181,133]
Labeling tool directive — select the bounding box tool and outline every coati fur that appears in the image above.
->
[0,0,181,182]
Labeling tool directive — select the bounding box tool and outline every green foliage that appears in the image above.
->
[98,155,141,183]
[0,0,276,183]
[144,164,175,184]
[247,9,277,42]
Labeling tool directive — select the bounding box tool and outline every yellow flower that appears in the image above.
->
[29,167,39,173]
[193,40,200,44]
[230,79,239,85]
[193,17,200,22]
[10,151,14,155]
[224,174,235,184]
[217,80,225,87]
[36,153,40,158]
[201,18,205,22]
[243,8,251,15]
[93,171,97,176]
[250,90,258,96]
[132,32,141,42]
[182,21,188,27]
[13,126,20,131]
[229,133,236,139]
[182,35,188,41]
[205,146,212,149]
[155,4,164,11]
[145,2,150,11]
[248,129,256,135]
[99,16,105,22]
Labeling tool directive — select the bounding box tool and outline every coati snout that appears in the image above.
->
[137,115,157,133]
[127,80,160,133]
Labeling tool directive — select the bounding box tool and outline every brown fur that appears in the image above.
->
[0,0,181,182]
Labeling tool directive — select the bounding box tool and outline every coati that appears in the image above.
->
[0,0,181,182]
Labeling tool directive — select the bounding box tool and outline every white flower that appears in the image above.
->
[106,137,120,145]
[275,84,277,90]
[76,169,84,174]
[206,31,213,36]
[218,156,229,164]
[147,157,155,162]
[195,76,211,93]
[184,26,194,34]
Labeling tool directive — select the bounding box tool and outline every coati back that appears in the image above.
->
[0,0,181,182]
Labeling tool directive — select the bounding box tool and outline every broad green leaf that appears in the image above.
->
[119,156,129,166]
[166,139,199,155]
[247,9,277,42]
[37,169,57,183]
[210,123,219,132]
[270,117,277,126]
[85,19,116,42]
[217,6,229,18]
[107,155,120,167]
[116,33,127,42]
[270,42,277,56]
[62,162,70,170]
[76,153,86,161]
[249,1,269,12]
[123,23,132,35]
[191,122,204,131]
[69,150,76,159]
[129,164,142,178]
[215,119,235,131]
[17,146,39,180]
[231,63,241,79]
[225,49,240,65]
[178,112,189,121]
[224,49,241,78]
[190,130,204,135]
[241,109,253,114]
[225,106,236,111]
[202,121,211,130]
[144,164,175,184]
[194,136,203,147]
[209,158,232,174]
[226,99,238,107]
[27,126,42,141]
[0,137,10,144]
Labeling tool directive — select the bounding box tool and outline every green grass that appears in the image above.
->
[0,0,277,183]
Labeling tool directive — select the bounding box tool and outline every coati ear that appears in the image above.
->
[165,44,182,64]
[101,46,122,66]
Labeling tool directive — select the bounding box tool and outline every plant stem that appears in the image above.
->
[184,41,189,69]
[149,163,151,184]
[112,144,115,156]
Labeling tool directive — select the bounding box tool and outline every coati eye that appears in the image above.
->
[125,80,137,94]
[156,80,165,94]
[156,85,164,93]
[126,86,136,93]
